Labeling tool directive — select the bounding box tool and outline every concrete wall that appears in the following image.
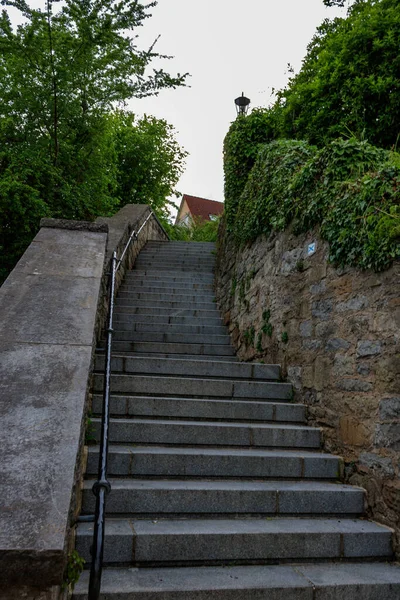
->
[215,222,400,554]
[0,205,167,598]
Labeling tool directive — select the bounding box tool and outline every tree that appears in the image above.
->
[0,0,187,281]
[278,0,400,149]
[112,111,188,218]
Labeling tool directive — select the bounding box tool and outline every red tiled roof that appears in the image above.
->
[182,194,224,221]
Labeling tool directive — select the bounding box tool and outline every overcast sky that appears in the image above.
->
[8,0,348,214]
[128,0,348,212]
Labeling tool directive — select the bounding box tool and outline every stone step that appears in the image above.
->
[91,418,320,448]
[134,262,215,270]
[106,341,236,356]
[92,374,293,400]
[138,253,215,260]
[81,479,364,517]
[113,306,221,318]
[135,263,213,276]
[71,562,400,600]
[110,321,227,336]
[120,282,214,292]
[116,291,216,303]
[136,254,215,262]
[94,356,281,381]
[113,313,223,327]
[106,353,237,362]
[91,394,306,422]
[115,299,218,310]
[125,273,215,283]
[76,517,392,565]
[86,446,341,479]
[109,331,231,346]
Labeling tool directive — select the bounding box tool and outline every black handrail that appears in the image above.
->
[87,209,157,599]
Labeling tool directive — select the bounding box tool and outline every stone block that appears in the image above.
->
[310,281,326,295]
[315,322,335,338]
[379,398,400,421]
[311,299,333,320]
[336,295,369,312]
[357,340,382,357]
[336,379,373,392]
[375,424,400,450]
[325,338,351,352]
[333,355,354,377]
[359,452,395,477]
[300,321,312,338]
[302,339,322,351]
[314,357,331,391]
[357,363,371,376]
[340,416,371,447]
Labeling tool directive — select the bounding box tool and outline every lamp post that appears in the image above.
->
[235,92,250,116]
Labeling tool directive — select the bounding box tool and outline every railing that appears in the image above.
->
[88,209,156,600]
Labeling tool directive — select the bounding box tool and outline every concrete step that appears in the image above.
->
[136,254,215,262]
[71,562,400,600]
[125,273,215,283]
[109,321,227,336]
[86,446,341,479]
[135,263,213,276]
[134,262,215,270]
[104,353,237,362]
[116,291,216,303]
[115,299,218,310]
[91,394,306,422]
[106,341,236,356]
[91,418,320,448]
[81,479,364,517]
[92,374,293,400]
[109,331,231,346]
[113,306,222,318]
[94,356,281,381]
[76,517,392,565]
[112,314,222,327]
[119,282,214,292]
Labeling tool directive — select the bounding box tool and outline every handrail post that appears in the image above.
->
[88,250,117,600]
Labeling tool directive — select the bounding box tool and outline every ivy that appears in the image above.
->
[225,137,399,272]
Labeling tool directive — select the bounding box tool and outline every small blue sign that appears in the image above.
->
[307,242,316,256]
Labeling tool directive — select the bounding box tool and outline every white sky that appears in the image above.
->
[128,0,348,211]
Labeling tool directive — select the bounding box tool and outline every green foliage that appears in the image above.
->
[191,218,220,242]
[261,309,273,337]
[85,415,96,445]
[62,550,85,591]
[278,0,400,149]
[234,140,316,242]
[227,137,400,271]
[223,108,281,227]
[159,216,220,242]
[243,325,255,347]
[0,0,187,281]
[281,331,289,344]
[112,111,188,218]
[256,332,263,353]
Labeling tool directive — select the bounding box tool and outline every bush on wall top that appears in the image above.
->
[230,137,400,271]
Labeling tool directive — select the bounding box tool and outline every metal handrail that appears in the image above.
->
[88,209,157,600]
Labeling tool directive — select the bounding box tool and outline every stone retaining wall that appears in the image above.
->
[215,221,400,554]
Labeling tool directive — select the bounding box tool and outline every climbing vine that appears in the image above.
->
[225,137,400,271]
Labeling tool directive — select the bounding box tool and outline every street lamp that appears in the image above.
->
[235,92,250,116]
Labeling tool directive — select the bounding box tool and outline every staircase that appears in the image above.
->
[74,240,400,599]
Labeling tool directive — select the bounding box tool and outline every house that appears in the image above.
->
[175,194,224,226]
